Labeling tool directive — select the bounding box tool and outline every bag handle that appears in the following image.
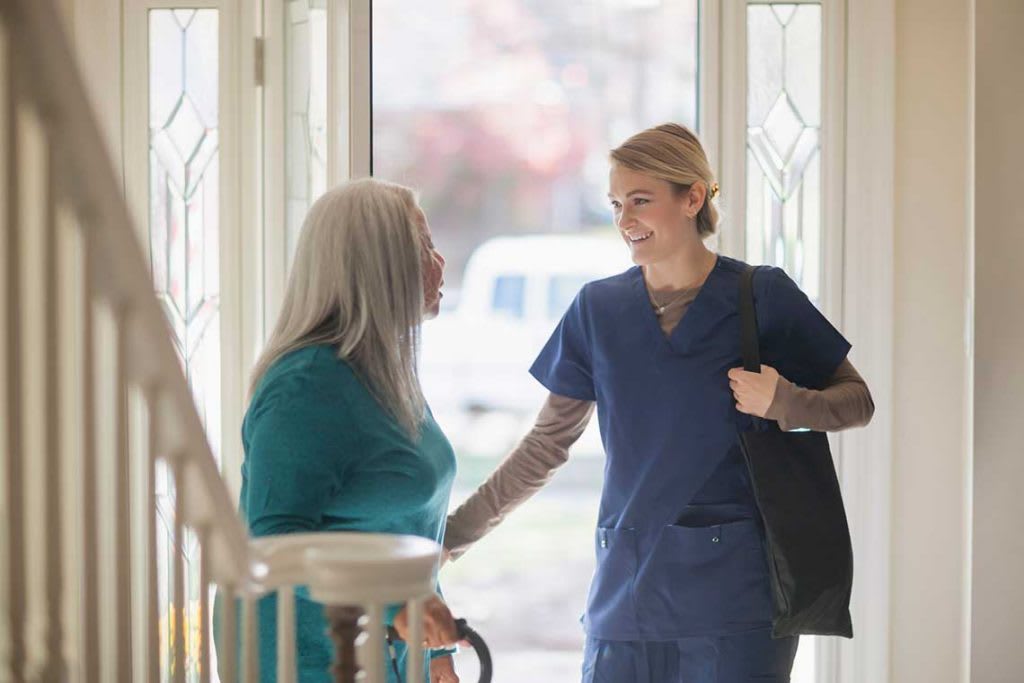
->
[739,265,761,373]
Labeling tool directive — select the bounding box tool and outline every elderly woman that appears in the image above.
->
[218,178,461,682]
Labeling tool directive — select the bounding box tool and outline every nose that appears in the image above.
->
[616,206,635,230]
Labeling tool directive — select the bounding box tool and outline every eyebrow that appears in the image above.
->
[607,189,654,199]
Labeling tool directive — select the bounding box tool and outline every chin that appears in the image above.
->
[423,303,441,320]
[628,247,656,267]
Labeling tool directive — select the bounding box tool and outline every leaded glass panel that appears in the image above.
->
[285,0,328,268]
[148,9,220,682]
[746,3,822,303]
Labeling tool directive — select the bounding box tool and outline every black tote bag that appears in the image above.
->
[736,265,854,639]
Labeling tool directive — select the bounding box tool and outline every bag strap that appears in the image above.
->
[739,265,761,373]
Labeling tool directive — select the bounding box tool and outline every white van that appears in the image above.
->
[420,233,631,418]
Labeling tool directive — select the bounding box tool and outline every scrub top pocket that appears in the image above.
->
[635,518,773,635]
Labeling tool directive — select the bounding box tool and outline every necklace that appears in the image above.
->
[647,287,696,317]
[644,254,717,317]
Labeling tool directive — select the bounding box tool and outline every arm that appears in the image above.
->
[443,393,595,560]
[765,358,875,432]
[245,389,348,536]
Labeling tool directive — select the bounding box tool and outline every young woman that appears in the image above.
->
[442,124,875,683]
[217,179,461,682]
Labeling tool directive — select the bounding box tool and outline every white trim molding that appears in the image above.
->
[837,0,894,682]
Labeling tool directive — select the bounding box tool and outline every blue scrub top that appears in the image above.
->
[530,256,851,641]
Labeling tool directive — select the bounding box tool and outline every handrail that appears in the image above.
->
[4,0,249,586]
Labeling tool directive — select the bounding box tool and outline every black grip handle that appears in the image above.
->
[385,618,492,683]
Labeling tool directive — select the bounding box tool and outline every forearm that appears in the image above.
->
[444,394,594,559]
[766,358,875,432]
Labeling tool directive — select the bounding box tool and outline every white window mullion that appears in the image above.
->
[718,0,749,261]
[820,0,847,343]
[261,0,287,343]
[329,0,371,182]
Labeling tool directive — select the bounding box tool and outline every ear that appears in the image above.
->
[686,183,708,219]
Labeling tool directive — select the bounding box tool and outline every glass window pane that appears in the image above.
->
[148,10,220,682]
[747,2,821,304]
[373,2,697,680]
[285,0,328,268]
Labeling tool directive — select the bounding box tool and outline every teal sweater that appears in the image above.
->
[218,344,456,682]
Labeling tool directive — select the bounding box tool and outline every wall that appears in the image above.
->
[891,0,972,681]
[971,0,1024,679]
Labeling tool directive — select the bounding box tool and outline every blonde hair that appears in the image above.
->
[250,178,427,438]
[610,123,720,238]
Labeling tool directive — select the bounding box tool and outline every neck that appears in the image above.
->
[643,243,717,292]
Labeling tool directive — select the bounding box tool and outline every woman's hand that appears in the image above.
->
[430,655,460,683]
[728,365,781,418]
[393,595,460,649]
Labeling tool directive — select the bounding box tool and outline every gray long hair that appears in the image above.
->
[250,178,427,438]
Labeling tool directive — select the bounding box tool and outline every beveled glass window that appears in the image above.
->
[148,9,220,680]
[746,2,822,302]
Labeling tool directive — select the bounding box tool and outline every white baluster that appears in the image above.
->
[359,603,385,683]
[114,306,133,683]
[41,138,66,683]
[144,386,161,683]
[220,584,238,683]
[3,29,26,683]
[198,525,212,683]
[79,228,100,683]
[173,457,186,683]
[278,585,296,683]
[243,593,260,683]
[406,598,425,683]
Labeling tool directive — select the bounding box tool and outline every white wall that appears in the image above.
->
[891,1,973,681]
[971,1,1024,679]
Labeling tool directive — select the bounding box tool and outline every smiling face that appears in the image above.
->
[414,207,446,319]
[608,164,704,267]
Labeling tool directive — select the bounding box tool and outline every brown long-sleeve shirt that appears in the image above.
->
[444,288,874,559]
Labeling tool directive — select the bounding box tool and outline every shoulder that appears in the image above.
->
[717,256,800,303]
[578,267,639,307]
[247,345,365,426]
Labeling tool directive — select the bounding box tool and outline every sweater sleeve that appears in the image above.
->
[765,357,875,432]
[443,393,595,559]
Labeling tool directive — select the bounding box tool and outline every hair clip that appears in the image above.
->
[709,182,720,199]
